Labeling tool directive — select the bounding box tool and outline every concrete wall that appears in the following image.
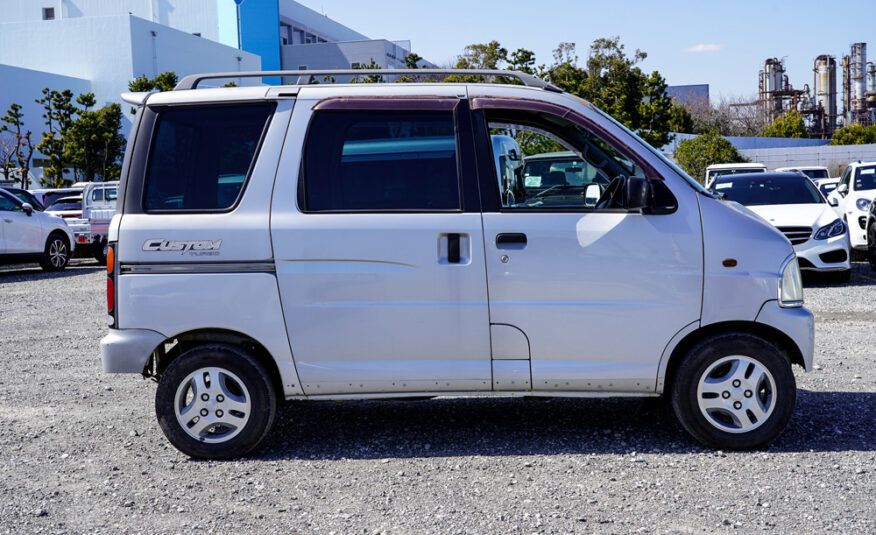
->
[738,144,876,174]
[278,0,368,42]
[280,39,417,74]
[0,64,91,159]
[2,0,223,42]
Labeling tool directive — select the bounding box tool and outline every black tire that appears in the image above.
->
[670,333,796,450]
[38,232,70,272]
[93,239,107,264]
[868,223,876,271]
[155,344,277,459]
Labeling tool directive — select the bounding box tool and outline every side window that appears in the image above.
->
[106,188,118,202]
[486,110,645,210]
[302,110,460,211]
[143,104,273,212]
[840,167,851,188]
[91,189,104,202]
[0,194,20,211]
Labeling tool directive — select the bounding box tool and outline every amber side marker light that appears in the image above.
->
[723,258,738,267]
[106,246,114,274]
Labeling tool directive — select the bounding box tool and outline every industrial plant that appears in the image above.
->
[757,42,876,138]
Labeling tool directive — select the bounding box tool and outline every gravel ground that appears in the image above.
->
[0,259,874,534]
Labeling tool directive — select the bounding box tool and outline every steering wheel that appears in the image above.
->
[595,175,626,209]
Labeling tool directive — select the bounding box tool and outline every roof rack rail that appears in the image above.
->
[175,69,562,92]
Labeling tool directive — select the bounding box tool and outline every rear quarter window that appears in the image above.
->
[143,103,274,212]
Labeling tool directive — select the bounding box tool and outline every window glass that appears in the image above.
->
[713,176,823,206]
[105,188,118,201]
[144,104,273,211]
[92,189,104,202]
[0,193,20,211]
[487,112,643,209]
[302,110,460,211]
[854,165,876,191]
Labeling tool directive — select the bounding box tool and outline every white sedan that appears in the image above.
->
[0,187,75,271]
[712,172,851,282]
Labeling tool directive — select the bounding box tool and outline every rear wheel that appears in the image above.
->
[155,344,277,459]
[39,232,70,271]
[93,239,107,264]
[868,223,876,271]
[671,333,796,450]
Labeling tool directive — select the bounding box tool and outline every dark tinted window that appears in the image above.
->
[0,192,21,211]
[144,104,273,211]
[854,165,876,191]
[8,189,44,210]
[714,176,823,205]
[47,201,82,211]
[302,110,460,211]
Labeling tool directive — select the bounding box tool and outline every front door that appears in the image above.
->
[271,95,492,395]
[0,193,41,254]
[472,98,703,393]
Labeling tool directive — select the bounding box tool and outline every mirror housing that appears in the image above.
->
[627,177,677,214]
[584,183,601,206]
[837,183,849,196]
[627,177,650,212]
[21,202,33,216]
[828,197,839,207]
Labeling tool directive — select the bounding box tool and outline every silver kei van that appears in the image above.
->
[102,69,814,459]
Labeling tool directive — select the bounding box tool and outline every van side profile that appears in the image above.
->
[101,70,813,459]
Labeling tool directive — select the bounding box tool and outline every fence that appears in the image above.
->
[737,144,876,174]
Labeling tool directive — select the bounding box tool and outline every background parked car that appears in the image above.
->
[0,187,74,271]
[775,166,830,181]
[2,186,45,211]
[815,177,840,197]
[827,160,876,252]
[712,172,851,282]
[704,163,767,187]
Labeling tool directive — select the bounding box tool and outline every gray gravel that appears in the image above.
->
[1,259,874,534]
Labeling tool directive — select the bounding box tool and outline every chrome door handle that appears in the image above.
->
[2,218,11,223]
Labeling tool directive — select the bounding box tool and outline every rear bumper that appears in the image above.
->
[100,328,165,373]
[755,300,815,371]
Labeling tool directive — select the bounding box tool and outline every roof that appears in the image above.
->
[706,163,767,170]
[711,172,809,181]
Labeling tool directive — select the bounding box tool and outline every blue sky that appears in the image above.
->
[298,0,874,102]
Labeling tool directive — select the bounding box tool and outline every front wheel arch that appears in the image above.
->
[662,321,803,396]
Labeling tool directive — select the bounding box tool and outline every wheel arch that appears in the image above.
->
[659,321,805,395]
[145,328,284,399]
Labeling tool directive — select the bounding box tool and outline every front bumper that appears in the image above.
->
[846,209,868,249]
[756,300,815,371]
[793,232,851,272]
[100,328,166,373]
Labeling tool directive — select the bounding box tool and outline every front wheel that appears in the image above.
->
[39,233,70,271]
[671,333,796,450]
[155,345,277,459]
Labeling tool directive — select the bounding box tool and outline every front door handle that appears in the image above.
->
[496,233,527,248]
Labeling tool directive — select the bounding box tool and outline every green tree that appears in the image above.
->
[0,103,37,188]
[673,130,748,183]
[351,59,384,83]
[403,53,422,69]
[668,102,695,134]
[761,110,808,138]
[541,38,676,146]
[65,100,126,181]
[128,72,178,112]
[36,88,77,187]
[830,124,876,145]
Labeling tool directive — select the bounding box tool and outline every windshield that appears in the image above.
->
[854,165,876,190]
[713,176,823,206]
[522,157,608,187]
[47,200,82,211]
[802,169,829,179]
[707,167,765,182]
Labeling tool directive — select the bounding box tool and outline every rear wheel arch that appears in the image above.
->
[145,328,284,402]
[661,321,804,396]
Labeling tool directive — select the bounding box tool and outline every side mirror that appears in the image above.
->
[837,183,849,196]
[21,202,33,216]
[828,197,839,207]
[507,148,520,161]
[584,183,601,206]
[627,177,650,212]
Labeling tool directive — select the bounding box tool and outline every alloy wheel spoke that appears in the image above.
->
[188,416,214,437]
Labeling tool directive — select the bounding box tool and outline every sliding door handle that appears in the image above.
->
[447,233,461,263]
[496,233,527,248]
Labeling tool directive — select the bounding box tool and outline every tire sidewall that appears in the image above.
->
[155,345,277,459]
[671,334,796,450]
[41,232,69,271]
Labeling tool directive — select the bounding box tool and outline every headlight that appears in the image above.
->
[779,255,804,308]
[813,219,845,240]
[856,198,872,211]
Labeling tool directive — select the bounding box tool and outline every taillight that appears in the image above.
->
[107,242,117,327]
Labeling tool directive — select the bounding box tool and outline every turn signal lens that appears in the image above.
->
[106,245,114,273]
